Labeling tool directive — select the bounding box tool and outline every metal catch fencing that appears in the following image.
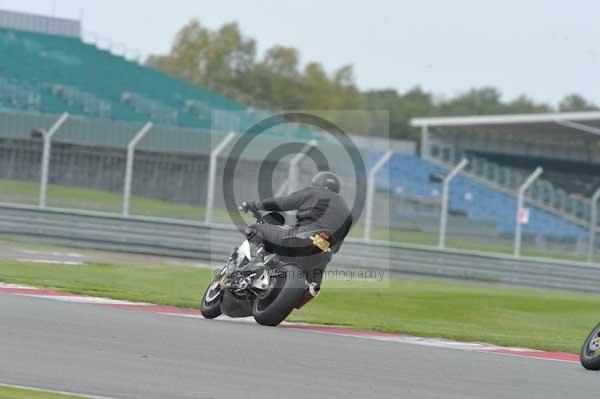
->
[0,109,598,262]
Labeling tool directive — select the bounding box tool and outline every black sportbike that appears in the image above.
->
[200,206,327,326]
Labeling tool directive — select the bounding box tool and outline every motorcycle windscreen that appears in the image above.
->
[239,240,252,260]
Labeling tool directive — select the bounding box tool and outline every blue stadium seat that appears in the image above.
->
[368,152,586,239]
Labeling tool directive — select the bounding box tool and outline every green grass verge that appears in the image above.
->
[0,385,87,399]
[0,178,587,261]
[0,178,233,220]
[0,260,597,353]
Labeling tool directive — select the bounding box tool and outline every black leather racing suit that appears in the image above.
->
[248,186,353,284]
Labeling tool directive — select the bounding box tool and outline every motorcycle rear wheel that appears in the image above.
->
[252,264,306,326]
[580,323,600,370]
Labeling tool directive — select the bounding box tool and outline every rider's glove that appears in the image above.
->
[248,201,260,213]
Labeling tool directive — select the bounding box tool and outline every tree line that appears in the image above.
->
[148,20,598,140]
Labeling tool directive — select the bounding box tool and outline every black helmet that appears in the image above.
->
[311,171,341,193]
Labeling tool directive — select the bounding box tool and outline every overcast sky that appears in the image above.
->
[1,0,598,105]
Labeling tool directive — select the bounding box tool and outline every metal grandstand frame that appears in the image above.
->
[413,111,600,162]
[411,111,600,261]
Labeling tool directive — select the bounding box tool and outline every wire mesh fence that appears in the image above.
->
[0,108,594,263]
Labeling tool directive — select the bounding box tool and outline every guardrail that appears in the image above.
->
[1,203,599,294]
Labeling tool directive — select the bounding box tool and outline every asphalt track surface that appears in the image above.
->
[2,294,600,399]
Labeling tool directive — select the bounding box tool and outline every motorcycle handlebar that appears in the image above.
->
[239,203,265,224]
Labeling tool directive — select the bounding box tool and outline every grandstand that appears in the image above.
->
[409,112,600,240]
[0,25,242,128]
[0,9,595,256]
[0,9,325,141]
[373,153,586,240]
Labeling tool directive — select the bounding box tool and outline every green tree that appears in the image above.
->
[505,95,551,113]
[249,46,303,108]
[437,87,505,115]
[147,20,256,98]
[149,19,598,140]
[559,94,598,112]
[362,87,435,139]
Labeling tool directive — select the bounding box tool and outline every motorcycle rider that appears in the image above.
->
[242,171,353,287]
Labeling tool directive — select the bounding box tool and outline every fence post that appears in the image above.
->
[205,132,236,224]
[514,167,543,258]
[275,140,318,197]
[39,112,69,209]
[587,187,600,263]
[439,158,469,249]
[364,150,394,242]
[122,122,153,216]
[420,124,429,158]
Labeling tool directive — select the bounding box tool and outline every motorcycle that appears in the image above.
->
[200,205,326,326]
[581,322,600,370]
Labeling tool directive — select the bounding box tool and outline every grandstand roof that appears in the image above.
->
[410,111,600,136]
[0,9,80,38]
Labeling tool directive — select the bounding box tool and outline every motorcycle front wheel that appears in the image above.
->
[252,264,306,326]
[581,323,600,370]
[200,278,223,319]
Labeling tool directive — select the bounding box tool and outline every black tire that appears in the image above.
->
[220,291,253,318]
[252,265,306,326]
[200,279,223,319]
[580,323,600,370]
